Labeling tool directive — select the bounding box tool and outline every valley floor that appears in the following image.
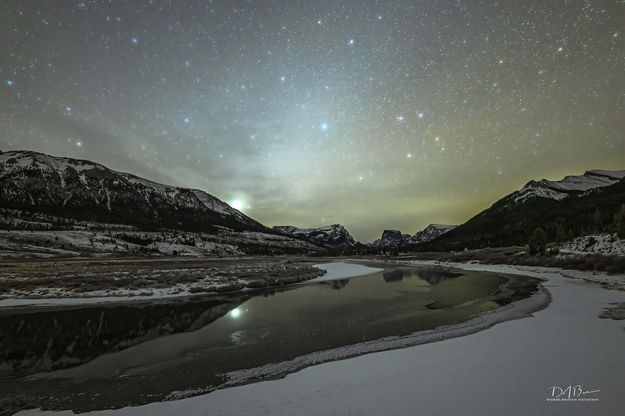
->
[16,261,625,416]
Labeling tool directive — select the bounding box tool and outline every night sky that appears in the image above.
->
[1,1,624,242]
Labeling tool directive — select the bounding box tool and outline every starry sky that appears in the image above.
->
[1,0,624,242]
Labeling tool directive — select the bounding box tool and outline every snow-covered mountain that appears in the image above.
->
[423,168,625,250]
[511,170,625,205]
[272,224,356,248]
[409,224,457,245]
[369,229,411,249]
[368,224,457,250]
[0,150,265,233]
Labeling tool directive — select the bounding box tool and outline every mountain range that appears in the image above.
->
[0,150,265,233]
[368,224,457,249]
[2,149,624,255]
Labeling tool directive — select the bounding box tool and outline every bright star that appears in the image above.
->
[280,75,286,82]
[230,199,245,211]
[183,117,191,124]
[229,308,242,318]
[348,39,354,45]
[6,80,14,87]
[131,36,139,44]
[320,122,329,131]
[76,141,82,147]
[396,115,405,122]
[407,153,413,159]
[417,112,424,119]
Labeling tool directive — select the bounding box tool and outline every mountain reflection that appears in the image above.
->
[0,295,244,377]
[320,279,350,290]
[383,269,461,285]
[383,269,404,282]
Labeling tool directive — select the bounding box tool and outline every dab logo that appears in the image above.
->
[547,385,600,402]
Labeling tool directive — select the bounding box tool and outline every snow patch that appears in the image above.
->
[561,233,625,256]
[309,262,382,282]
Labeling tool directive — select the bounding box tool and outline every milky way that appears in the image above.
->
[1,0,624,241]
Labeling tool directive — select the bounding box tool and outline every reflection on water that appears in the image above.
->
[383,268,462,285]
[0,295,244,377]
[0,264,533,413]
[383,269,404,282]
[321,279,350,290]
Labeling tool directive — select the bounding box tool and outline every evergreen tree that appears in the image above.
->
[594,207,603,232]
[614,204,625,238]
[555,224,567,243]
[528,227,547,255]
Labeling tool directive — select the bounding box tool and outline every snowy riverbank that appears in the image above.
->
[0,261,380,309]
[0,258,326,309]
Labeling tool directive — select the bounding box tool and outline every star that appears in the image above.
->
[1,0,622,245]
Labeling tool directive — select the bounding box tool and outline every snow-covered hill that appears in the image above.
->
[0,150,264,233]
[0,214,322,258]
[272,224,356,248]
